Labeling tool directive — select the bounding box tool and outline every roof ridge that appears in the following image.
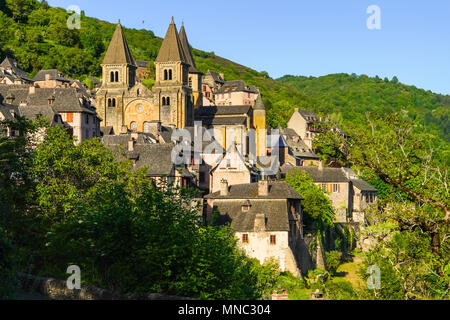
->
[102,22,136,66]
[155,19,187,63]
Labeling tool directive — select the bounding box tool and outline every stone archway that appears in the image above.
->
[124,99,159,132]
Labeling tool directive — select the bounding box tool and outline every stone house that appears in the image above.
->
[281,164,377,223]
[214,80,259,107]
[210,143,258,193]
[0,85,100,145]
[204,180,304,276]
[33,69,71,88]
[102,132,195,188]
[287,109,322,149]
[0,57,33,85]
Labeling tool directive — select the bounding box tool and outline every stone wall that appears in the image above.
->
[17,273,196,300]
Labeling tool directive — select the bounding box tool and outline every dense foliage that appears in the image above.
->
[0,119,279,299]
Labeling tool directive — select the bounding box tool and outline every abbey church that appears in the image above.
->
[96,18,201,134]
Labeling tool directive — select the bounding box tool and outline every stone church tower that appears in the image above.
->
[179,23,203,109]
[96,18,196,133]
[253,95,267,157]
[153,18,194,128]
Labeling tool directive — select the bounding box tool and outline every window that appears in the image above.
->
[242,234,249,244]
[162,97,166,106]
[333,184,339,193]
[270,235,276,245]
[144,122,150,133]
[66,113,73,123]
[130,122,137,131]
[110,71,114,82]
[322,184,327,191]
[242,205,250,212]
[115,71,119,82]
[137,88,141,96]
[164,69,168,80]
[166,97,170,105]
[137,105,144,112]
[188,77,192,88]
[168,69,173,80]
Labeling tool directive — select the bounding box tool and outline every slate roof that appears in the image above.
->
[281,165,349,183]
[0,57,32,82]
[281,128,319,159]
[195,105,251,117]
[18,105,61,123]
[178,24,201,74]
[0,103,19,121]
[33,69,70,82]
[102,22,136,66]
[205,70,224,84]
[202,116,247,126]
[254,95,265,110]
[155,18,187,63]
[211,200,290,232]
[215,80,259,94]
[351,179,377,192]
[205,181,303,200]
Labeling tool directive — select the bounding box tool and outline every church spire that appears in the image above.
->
[102,21,135,66]
[155,18,187,63]
[179,23,201,74]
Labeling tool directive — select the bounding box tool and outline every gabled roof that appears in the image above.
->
[351,179,377,192]
[205,70,224,84]
[215,80,259,94]
[33,69,70,82]
[195,105,251,117]
[205,181,303,200]
[102,22,136,66]
[178,24,201,74]
[281,165,349,183]
[155,18,187,63]
[0,57,32,82]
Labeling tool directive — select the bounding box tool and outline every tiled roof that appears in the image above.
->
[205,70,224,83]
[211,199,290,232]
[215,80,259,94]
[202,116,247,126]
[351,179,377,192]
[205,181,303,200]
[33,69,70,82]
[0,57,32,82]
[102,22,136,66]
[155,18,187,63]
[281,165,349,183]
[178,25,201,74]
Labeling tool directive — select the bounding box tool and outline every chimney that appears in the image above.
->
[128,137,135,152]
[45,73,51,81]
[220,179,229,196]
[219,73,224,80]
[29,86,36,94]
[258,180,269,197]
[254,213,266,232]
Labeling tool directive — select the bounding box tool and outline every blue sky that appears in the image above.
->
[47,0,450,95]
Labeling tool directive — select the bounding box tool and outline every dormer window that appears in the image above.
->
[48,95,55,105]
[242,200,251,212]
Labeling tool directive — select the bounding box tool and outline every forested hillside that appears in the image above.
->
[0,0,448,142]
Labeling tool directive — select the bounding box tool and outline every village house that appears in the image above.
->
[287,108,322,149]
[204,179,304,276]
[0,85,100,144]
[102,131,195,188]
[0,57,33,85]
[280,163,378,223]
[33,69,71,88]
[214,80,260,107]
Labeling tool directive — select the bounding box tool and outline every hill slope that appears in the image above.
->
[0,0,448,142]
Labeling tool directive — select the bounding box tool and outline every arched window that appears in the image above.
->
[137,88,141,96]
[107,98,111,107]
[168,69,173,80]
[164,69,168,80]
[144,122,150,133]
[130,122,137,131]
[110,72,114,82]
[166,97,170,105]
[162,97,166,106]
[112,98,116,107]
[115,71,119,82]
